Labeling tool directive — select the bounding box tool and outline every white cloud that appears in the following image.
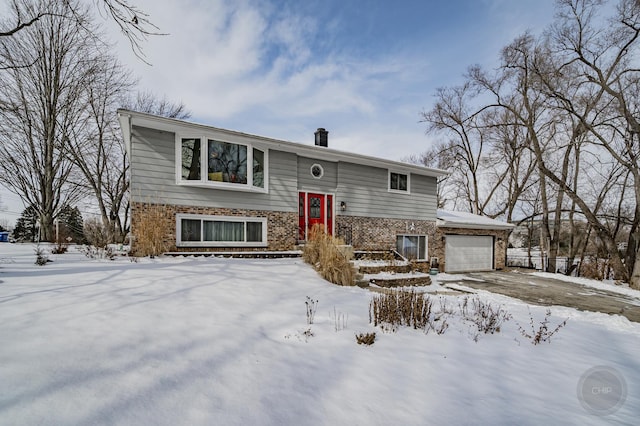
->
[104,0,556,163]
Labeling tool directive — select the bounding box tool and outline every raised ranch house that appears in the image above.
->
[118,110,513,272]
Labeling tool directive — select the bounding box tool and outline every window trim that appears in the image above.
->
[388,170,410,193]
[396,234,428,261]
[175,134,269,193]
[176,213,268,247]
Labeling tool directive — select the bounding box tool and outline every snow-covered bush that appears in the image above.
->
[34,245,49,266]
[78,244,115,260]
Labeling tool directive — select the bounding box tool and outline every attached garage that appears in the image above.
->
[435,210,514,273]
[444,235,494,272]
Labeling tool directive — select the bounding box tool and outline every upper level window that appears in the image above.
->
[389,171,409,192]
[181,138,201,180]
[178,136,267,192]
[208,140,247,184]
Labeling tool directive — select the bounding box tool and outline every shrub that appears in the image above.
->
[518,308,568,345]
[303,224,354,286]
[459,296,512,338]
[34,245,49,266]
[78,244,116,260]
[578,256,606,280]
[356,332,376,345]
[51,241,68,254]
[369,289,432,332]
[83,218,114,248]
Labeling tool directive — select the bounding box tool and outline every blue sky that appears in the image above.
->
[112,0,556,159]
[1,0,557,223]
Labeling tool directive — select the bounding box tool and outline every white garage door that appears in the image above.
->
[445,235,494,272]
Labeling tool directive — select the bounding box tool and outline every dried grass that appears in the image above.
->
[303,224,355,286]
[355,332,376,345]
[133,202,171,258]
[369,289,432,332]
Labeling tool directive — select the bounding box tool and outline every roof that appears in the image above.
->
[436,210,515,230]
[117,109,449,178]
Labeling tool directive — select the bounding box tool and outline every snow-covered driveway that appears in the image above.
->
[443,270,640,323]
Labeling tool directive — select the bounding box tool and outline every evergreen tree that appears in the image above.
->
[57,205,85,244]
[13,205,38,242]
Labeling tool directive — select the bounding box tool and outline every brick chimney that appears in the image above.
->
[314,128,328,147]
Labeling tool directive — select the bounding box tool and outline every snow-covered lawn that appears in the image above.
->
[1,244,639,425]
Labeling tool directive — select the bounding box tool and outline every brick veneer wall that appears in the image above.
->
[130,202,298,252]
[335,215,437,252]
[433,227,511,271]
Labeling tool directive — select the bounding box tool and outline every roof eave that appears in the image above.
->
[117,109,450,178]
[436,219,515,230]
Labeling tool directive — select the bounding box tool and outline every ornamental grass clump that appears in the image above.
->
[133,202,171,258]
[302,224,354,286]
[369,289,433,332]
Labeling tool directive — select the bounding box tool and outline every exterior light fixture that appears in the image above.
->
[340,201,347,211]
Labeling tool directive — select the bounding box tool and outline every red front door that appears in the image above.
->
[307,193,325,232]
[298,192,333,240]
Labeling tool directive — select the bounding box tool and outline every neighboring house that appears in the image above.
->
[118,110,512,272]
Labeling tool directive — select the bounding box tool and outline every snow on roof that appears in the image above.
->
[436,210,515,230]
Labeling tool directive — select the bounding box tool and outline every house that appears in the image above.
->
[118,110,513,272]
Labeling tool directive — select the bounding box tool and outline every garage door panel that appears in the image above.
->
[445,235,493,272]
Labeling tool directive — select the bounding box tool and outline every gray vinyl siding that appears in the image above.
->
[336,162,437,220]
[130,125,438,219]
[297,156,338,193]
[130,125,297,212]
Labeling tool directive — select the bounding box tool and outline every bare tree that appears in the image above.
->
[65,55,135,242]
[421,83,491,214]
[422,68,538,222]
[530,0,640,286]
[126,90,191,119]
[0,0,161,61]
[0,0,95,241]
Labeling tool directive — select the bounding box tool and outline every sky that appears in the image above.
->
[0,0,557,225]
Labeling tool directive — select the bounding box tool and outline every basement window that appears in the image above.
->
[396,235,427,260]
[177,214,267,247]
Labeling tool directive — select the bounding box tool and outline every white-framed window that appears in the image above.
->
[396,235,427,260]
[176,214,268,247]
[389,171,409,193]
[178,136,267,192]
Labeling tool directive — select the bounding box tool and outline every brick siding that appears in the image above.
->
[131,202,298,252]
[131,202,509,271]
[335,215,437,252]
